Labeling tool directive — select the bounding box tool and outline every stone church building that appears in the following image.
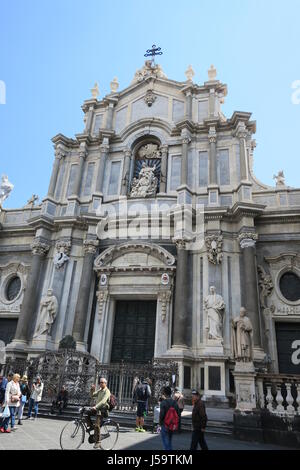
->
[1,60,300,399]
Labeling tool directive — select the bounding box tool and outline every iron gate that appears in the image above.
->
[1,352,178,411]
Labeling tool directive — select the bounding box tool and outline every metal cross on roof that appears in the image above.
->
[144,44,163,66]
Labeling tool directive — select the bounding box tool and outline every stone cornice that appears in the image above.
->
[27,215,54,230]
[51,133,77,147]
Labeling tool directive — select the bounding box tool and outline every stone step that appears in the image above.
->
[32,403,234,437]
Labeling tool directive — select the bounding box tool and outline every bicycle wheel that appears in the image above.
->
[60,420,85,450]
[100,420,119,450]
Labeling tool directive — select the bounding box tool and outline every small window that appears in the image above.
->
[199,151,208,187]
[107,161,121,196]
[279,272,300,302]
[218,149,230,185]
[183,366,191,389]
[6,276,21,301]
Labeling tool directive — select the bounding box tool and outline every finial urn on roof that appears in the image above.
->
[185,65,195,82]
[91,82,99,99]
[110,77,119,93]
[208,65,217,81]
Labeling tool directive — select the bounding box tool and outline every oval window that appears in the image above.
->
[279,272,300,302]
[6,276,21,301]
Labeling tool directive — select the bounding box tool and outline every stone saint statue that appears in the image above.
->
[34,289,58,338]
[0,174,14,208]
[204,286,225,341]
[130,162,158,197]
[231,307,254,361]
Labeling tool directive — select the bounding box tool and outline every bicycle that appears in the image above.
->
[59,406,119,450]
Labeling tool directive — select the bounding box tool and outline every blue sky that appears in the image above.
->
[1,0,300,208]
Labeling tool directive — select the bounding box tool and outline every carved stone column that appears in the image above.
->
[159,145,168,193]
[172,239,189,348]
[72,239,99,347]
[95,141,110,194]
[208,126,217,185]
[180,135,191,187]
[48,145,65,198]
[72,142,87,198]
[238,232,262,349]
[121,148,131,196]
[14,240,50,343]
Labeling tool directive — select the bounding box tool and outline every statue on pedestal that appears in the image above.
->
[0,174,14,208]
[33,288,58,338]
[204,286,225,341]
[231,307,254,362]
[130,162,158,197]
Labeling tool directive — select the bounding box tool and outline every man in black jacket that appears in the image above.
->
[190,390,208,450]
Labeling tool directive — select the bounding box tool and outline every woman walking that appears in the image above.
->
[17,375,30,425]
[0,373,21,433]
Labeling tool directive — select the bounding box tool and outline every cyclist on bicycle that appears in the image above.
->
[86,377,111,449]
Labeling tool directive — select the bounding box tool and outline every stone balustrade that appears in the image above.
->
[256,373,300,417]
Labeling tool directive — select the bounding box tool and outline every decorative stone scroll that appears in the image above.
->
[158,289,172,322]
[144,89,157,107]
[54,240,71,269]
[83,239,99,255]
[96,288,109,318]
[205,234,223,265]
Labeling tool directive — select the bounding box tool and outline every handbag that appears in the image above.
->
[11,395,20,403]
[2,405,10,418]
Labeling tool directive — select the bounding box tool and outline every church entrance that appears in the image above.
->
[111,300,156,363]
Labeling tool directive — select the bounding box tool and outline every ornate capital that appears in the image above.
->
[238,232,258,249]
[100,143,110,154]
[160,144,168,155]
[55,239,71,256]
[78,142,87,159]
[205,234,223,264]
[235,123,248,140]
[173,238,187,250]
[55,145,66,160]
[83,239,99,255]
[123,147,132,159]
[158,289,172,322]
[31,240,50,256]
[208,126,217,144]
[182,137,191,145]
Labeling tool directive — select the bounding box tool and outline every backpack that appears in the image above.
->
[164,405,179,432]
[136,384,149,401]
[108,394,117,411]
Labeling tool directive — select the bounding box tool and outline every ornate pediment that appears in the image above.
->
[94,242,176,273]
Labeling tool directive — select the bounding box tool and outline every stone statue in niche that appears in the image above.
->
[204,286,225,341]
[33,289,58,338]
[231,307,254,362]
[130,162,158,197]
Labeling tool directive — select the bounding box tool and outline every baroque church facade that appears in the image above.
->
[1,60,300,398]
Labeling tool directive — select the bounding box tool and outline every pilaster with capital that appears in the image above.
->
[121,148,132,195]
[14,239,50,342]
[95,141,110,194]
[72,239,99,346]
[159,145,168,193]
[158,288,172,322]
[48,145,66,198]
[72,142,87,198]
[238,231,262,348]
[208,126,217,185]
[84,104,95,134]
[181,133,191,186]
[236,123,249,181]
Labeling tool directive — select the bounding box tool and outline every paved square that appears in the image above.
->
[0,418,291,450]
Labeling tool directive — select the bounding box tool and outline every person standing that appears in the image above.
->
[86,377,111,450]
[1,373,21,433]
[17,375,30,425]
[133,378,151,433]
[27,376,44,420]
[173,387,184,432]
[0,372,13,405]
[190,390,208,450]
[159,386,180,451]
